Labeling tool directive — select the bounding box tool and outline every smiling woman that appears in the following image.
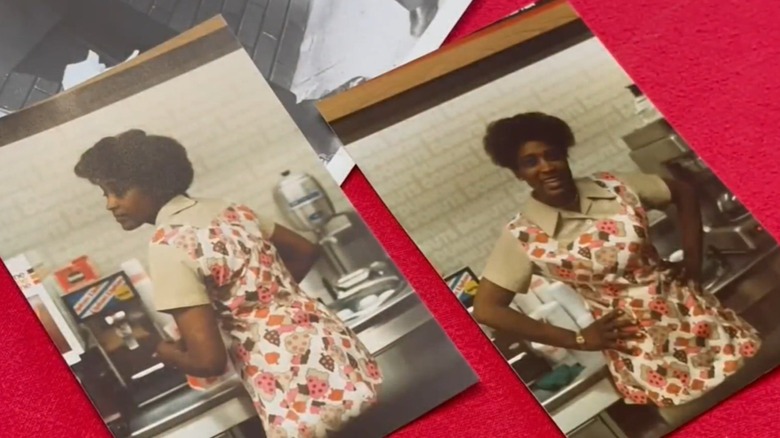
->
[473,111,762,409]
[73,129,384,437]
[482,112,577,207]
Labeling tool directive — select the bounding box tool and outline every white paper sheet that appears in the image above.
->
[325,146,356,185]
[62,49,139,91]
[289,0,473,103]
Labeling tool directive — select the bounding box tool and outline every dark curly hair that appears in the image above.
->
[483,112,575,169]
[74,129,194,200]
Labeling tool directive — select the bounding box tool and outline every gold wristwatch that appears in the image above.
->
[575,331,586,347]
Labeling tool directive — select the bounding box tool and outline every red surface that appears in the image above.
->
[3,0,780,437]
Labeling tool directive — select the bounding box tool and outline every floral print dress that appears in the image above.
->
[507,172,760,407]
[152,203,382,437]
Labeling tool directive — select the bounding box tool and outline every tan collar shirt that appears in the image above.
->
[481,172,673,294]
[148,195,276,312]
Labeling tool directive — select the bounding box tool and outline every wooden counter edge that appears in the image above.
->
[316,0,579,123]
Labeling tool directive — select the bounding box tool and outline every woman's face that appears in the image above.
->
[98,181,161,231]
[513,140,576,202]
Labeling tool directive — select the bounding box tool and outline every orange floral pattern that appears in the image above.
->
[153,204,382,437]
[507,173,761,407]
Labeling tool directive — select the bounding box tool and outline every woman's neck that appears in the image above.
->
[145,193,185,225]
[533,190,580,212]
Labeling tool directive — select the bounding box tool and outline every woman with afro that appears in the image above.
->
[74,129,382,438]
[473,112,760,412]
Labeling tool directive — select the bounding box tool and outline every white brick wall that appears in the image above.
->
[0,51,350,279]
[349,38,652,277]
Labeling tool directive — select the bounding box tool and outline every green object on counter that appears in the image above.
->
[531,363,585,392]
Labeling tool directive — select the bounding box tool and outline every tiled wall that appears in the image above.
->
[0,50,349,279]
[350,38,653,277]
[123,0,309,85]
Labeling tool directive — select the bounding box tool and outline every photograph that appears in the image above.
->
[0,0,475,183]
[0,19,477,438]
[6,254,86,365]
[338,1,780,437]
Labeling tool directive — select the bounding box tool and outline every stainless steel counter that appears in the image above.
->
[130,378,247,438]
[542,365,611,413]
[347,287,429,354]
[126,286,433,437]
[344,285,415,333]
[706,244,780,296]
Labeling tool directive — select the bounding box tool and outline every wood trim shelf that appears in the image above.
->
[315,0,579,125]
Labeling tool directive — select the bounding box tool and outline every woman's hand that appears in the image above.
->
[269,225,320,283]
[659,259,702,291]
[154,341,184,367]
[580,309,642,354]
[155,305,229,377]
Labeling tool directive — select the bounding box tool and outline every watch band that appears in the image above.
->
[575,331,586,347]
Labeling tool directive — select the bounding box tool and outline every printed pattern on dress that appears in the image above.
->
[507,172,760,407]
[152,204,382,438]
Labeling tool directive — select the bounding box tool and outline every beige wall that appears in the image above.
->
[0,50,349,276]
[349,38,663,277]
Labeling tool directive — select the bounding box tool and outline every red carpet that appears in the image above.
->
[3,1,779,437]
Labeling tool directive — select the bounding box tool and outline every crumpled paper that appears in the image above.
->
[61,49,140,91]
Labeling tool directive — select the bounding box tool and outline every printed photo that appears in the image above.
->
[0,0,474,182]
[339,2,780,437]
[0,19,476,438]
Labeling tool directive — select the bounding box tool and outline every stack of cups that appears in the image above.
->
[528,302,577,366]
[542,282,605,368]
[542,282,594,325]
[511,287,545,315]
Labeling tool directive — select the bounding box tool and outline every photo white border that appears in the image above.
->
[5,254,85,365]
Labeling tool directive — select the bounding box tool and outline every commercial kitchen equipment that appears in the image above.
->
[61,272,188,408]
[622,119,774,254]
[272,171,408,321]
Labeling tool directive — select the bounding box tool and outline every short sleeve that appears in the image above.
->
[256,214,276,237]
[615,172,672,209]
[480,228,534,294]
[148,243,211,312]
